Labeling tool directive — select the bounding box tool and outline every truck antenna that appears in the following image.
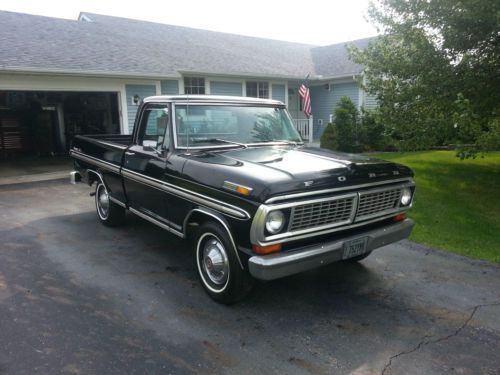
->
[186,94,190,153]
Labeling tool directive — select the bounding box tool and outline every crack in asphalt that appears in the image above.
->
[381,301,500,375]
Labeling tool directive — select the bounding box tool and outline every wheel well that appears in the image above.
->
[86,169,104,188]
[184,211,210,240]
[184,209,244,269]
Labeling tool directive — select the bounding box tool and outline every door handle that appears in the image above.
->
[125,151,136,156]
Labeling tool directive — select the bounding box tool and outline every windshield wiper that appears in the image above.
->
[191,138,247,148]
[263,139,303,146]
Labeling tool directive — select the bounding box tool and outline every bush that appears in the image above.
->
[320,123,336,150]
[335,97,359,152]
[320,96,362,152]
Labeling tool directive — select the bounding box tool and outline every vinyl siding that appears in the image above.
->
[161,80,179,95]
[210,81,242,96]
[271,84,286,104]
[125,84,156,132]
[310,81,359,140]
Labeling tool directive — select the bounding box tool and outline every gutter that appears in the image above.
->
[0,66,364,83]
[0,66,181,80]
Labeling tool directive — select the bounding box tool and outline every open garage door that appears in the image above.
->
[0,91,120,157]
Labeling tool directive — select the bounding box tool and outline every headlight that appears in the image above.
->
[265,210,285,234]
[400,187,412,206]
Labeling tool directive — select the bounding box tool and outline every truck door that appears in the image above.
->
[122,104,171,223]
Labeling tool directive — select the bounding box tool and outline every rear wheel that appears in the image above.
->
[195,221,253,304]
[95,182,125,227]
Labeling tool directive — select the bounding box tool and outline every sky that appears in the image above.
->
[0,0,378,46]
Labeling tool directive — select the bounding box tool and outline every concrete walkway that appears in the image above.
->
[0,171,69,185]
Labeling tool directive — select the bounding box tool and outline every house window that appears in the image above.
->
[184,77,205,95]
[246,82,269,99]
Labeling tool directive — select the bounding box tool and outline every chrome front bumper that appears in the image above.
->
[248,218,415,280]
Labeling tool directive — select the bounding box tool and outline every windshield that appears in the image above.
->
[174,105,302,148]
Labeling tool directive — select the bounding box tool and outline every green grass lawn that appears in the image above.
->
[371,151,500,263]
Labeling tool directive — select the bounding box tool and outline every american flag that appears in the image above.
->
[298,77,312,118]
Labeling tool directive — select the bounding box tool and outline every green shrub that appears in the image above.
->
[320,96,362,152]
[320,122,336,150]
[334,97,359,152]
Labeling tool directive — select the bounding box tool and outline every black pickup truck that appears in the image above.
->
[70,95,415,303]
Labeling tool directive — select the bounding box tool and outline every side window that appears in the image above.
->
[140,107,170,149]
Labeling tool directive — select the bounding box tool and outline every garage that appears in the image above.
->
[0,91,120,158]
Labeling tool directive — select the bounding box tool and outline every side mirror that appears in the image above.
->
[142,145,164,156]
[156,147,167,157]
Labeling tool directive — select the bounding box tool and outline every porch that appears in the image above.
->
[292,117,314,143]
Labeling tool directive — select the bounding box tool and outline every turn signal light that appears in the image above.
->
[223,181,253,196]
[252,243,282,255]
[235,186,252,196]
[393,213,407,222]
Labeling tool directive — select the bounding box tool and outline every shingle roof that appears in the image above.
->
[311,37,373,78]
[0,10,374,80]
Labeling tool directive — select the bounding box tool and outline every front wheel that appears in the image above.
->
[195,222,253,304]
[95,182,125,227]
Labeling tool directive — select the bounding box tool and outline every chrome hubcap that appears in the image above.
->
[202,238,229,285]
[97,185,109,218]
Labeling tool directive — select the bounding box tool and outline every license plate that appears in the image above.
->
[342,237,368,260]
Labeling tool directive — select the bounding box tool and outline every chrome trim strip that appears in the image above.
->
[129,207,184,238]
[251,210,411,246]
[183,208,244,269]
[265,178,414,204]
[171,101,284,107]
[70,150,121,174]
[121,168,250,220]
[144,96,284,106]
[176,142,302,151]
[86,169,107,187]
[74,136,129,150]
[109,196,126,208]
[141,207,183,231]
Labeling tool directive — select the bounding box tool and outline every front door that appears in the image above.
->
[123,105,170,221]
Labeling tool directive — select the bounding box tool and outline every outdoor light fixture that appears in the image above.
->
[133,94,140,105]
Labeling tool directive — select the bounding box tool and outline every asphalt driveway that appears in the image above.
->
[0,180,498,375]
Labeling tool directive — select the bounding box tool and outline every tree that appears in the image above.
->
[349,0,500,155]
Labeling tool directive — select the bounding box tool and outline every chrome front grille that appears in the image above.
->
[356,188,402,221]
[289,196,355,232]
[286,185,409,234]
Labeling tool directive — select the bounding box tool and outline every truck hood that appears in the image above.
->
[182,146,413,203]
